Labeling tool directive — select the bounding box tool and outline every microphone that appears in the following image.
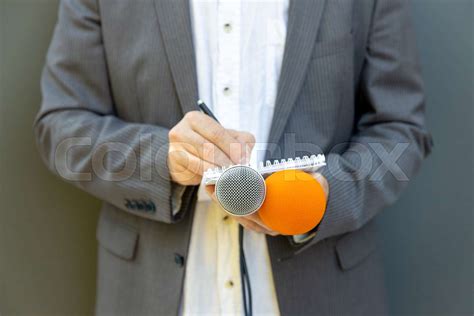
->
[215,165,266,216]
[215,166,327,235]
[258,169,327,235]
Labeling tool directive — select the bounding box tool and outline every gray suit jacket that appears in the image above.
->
[35,0,432,315]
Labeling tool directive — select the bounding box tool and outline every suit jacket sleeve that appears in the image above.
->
[34,0,186,224]
[313,0,433,243]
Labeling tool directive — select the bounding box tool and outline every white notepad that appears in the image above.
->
[203,154,326,185]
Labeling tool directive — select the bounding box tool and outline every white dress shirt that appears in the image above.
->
[183,0,289,315]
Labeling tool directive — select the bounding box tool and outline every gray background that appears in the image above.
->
[0,0,472,315]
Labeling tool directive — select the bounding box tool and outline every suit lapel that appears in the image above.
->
[153,0,198,114]
[267,0,327,147]
[153,0,325,125]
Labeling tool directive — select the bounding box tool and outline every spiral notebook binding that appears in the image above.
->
[203,154,326,185]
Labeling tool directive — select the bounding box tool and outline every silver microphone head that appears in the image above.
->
[215,165,266,216]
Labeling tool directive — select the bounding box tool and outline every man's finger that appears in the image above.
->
[204,185,219,203]
[227,129,256,164]
[235,216,277,235]
[187,112,246,164]
[180,135,234,167]
[227,129,256,150]
[170,124,234,167]
[170,150,219,179]
[235,217,267,234]
[248,213,279,236]
[245,213,275,232]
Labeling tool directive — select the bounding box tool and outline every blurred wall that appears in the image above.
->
[0,0,100,314]
[0,0,472,315]
[376,0,473,315]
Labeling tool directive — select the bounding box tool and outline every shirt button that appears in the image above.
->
[223,87,231,96]
[223,23,232,33]
[222,215,229,221]
[174,253,184,267]
[225,280,234,288]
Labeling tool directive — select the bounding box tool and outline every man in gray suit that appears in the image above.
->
[35,0,432,315]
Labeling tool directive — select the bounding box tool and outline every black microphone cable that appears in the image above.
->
[239,225,252,316]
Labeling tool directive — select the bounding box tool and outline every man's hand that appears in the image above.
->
[168,111,330,236]
[168,111,255,186]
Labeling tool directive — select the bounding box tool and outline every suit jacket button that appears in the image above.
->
[174,253,184,267]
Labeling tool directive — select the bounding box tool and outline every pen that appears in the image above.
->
[197,99,220,123]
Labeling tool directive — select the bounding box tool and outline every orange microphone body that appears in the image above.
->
[258,170,327,235]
